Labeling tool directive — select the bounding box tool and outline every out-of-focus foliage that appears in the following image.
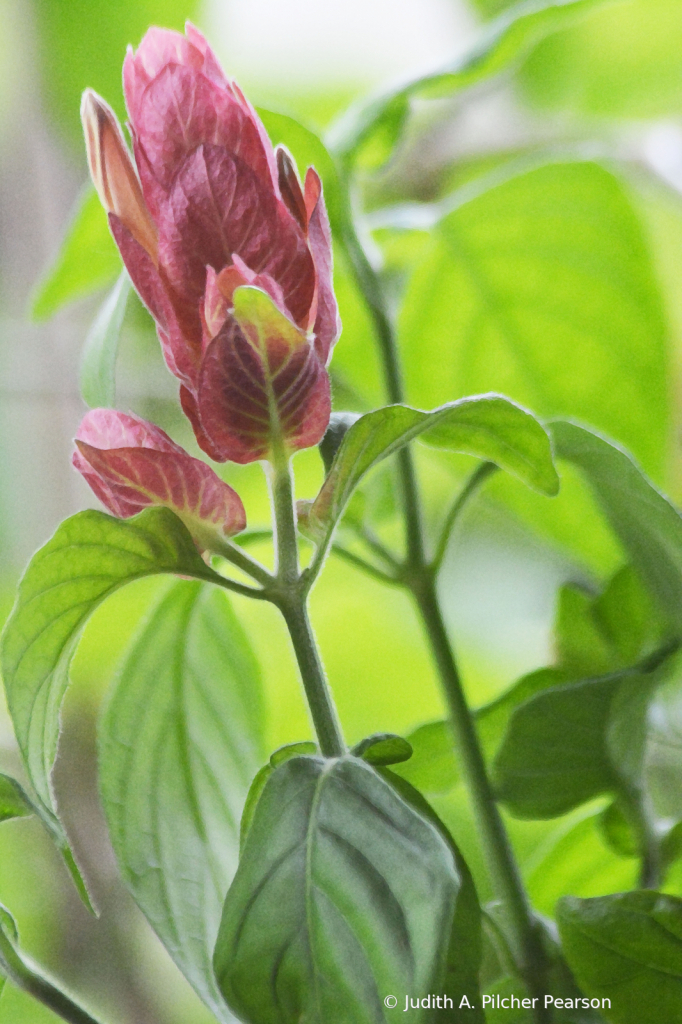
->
[32,0,200,143]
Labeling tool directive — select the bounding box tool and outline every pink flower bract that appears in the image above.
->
[73,409,246,548]
[81,24,340,464]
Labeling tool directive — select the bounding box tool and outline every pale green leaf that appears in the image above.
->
[0,508,222,851]
[310,396,558,553]
[80,271,130,408]
[100,580,264,1020]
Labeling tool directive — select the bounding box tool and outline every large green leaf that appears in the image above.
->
[493,674,623,817]
[31,187,120,321]
[0,508,222,840]
[329,0,614,165]
[521,0,682,119]
[399,163,668,481]
[309,395,558,550]
[100,580,264,1021]
[557,892,682,1024]
[214,754,461,1024]
[552,421,682,632]
[79,271,130,408]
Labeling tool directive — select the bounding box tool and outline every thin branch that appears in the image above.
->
[331,544,401,586]
[213,536,274,587]
[431,462,498,574]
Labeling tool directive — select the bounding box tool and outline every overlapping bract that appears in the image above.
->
[73,409,245,549]
[81,23,339,464]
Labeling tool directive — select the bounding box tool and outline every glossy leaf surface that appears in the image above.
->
[100,580,263,1020]
[214,754,460,1024]
[558,892,682,1024]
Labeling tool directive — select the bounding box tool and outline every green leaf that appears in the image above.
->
[598,800,639,859]
[258,109,342,234]
[0,508,222,842]
[99,580,264,1021]
[310,395,558,548]
[351,733,413,766]
[400,163,668,483]
[520,0,682,119]
[0,775,33,824]
[330,0,614,165]
[214,754,461,1024]
[0,902,19,1000]
[30,187,120,320]
[643,654,682,827]
[493,674,623,817]
[557,891,682,1024]
[32,0,200,144]
[381,769,483,1023]
[79,271,130,408]
[552,421,682,632]
[555,585,615,677]
[394,668,571,795]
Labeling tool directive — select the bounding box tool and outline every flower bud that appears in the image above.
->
[83,25,341,464]
[80,89,158,262]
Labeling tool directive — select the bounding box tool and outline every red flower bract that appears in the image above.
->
[81,24,340,464]
[73,409,246,548]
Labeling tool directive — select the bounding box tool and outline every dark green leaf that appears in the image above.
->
[310,396,558,550]
[269,741,318,767]
[493,675,622,817]
[557,891,682,1023]
[555,585,614,677]
[239,766,272,857]
[552,421,682,632]
[30,187,120,320]
[99,580,263,1020]
[330,0,614,165]
[0,508,222,844]
[0,775,33,824]
[258,109,342,234]
[400,164,668,484]
[395,668,570,795]
[598,801,639,859]
[80,271,130,408]
[352,733,413,766]
[214,754,461,1024]
[319,413,362,476]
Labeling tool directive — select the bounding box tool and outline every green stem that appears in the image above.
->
[278,598,346,759]
[269,452,346,759]
[331,544,400,586]
[338,180,551,1019]
[0,932,105,1024]
[431,462,498,574]
[415,578,549,1014]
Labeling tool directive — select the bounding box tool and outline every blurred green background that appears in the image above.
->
[2,0,682,1020]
